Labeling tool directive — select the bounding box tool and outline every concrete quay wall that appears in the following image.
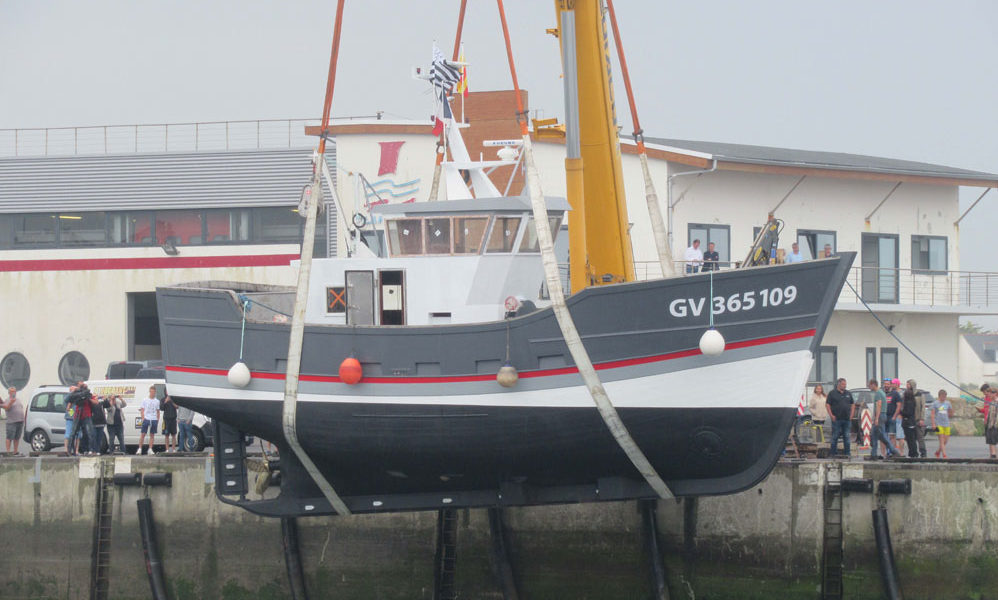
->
[0,457,995,599]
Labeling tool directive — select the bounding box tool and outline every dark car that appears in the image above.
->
[848,387,936,443]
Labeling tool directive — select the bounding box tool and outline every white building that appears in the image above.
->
[2,93,997,397]
[958,334,998,387]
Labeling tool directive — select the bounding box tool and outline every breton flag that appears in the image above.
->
[430,43,461,91]
[456,46,469,98]
[431,88,453,137]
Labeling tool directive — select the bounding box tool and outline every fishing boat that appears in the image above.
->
[156,1,854,517]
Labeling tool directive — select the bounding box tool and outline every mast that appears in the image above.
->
[554,0,635,290]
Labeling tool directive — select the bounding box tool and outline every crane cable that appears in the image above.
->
[604,0,675,278]
[281,0,351,516]
[845,280,982,400]
[496,0,673,500]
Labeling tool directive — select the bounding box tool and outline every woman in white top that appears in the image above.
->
[808,384,830,441]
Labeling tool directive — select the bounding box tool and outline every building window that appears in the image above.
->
[255,207,302,244]
[58,213,107,246]
[12,214,57,247]
[880,348,898,381]
[862,233,899,304]
[206,209,250,243]
[797,229,836,260]
[808,346,837,386]
[156,210,204,245]
[58,351,91,385]
[911,235,947,275]
[866,348,877,384]
[109,212,155,245]
[688,223,730,266]
[0,352,30,390]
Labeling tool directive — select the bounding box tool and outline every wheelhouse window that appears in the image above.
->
[911,235,947,274]
[387,218,424,256]
[486,216,522,253]
[518,216,562,252]
[424,218,452,254]
[797,230,836,260]
[453,217,489,254]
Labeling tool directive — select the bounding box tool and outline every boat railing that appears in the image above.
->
[631,261,998,309]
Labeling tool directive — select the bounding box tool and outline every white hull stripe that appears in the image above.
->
[168,350,814,410]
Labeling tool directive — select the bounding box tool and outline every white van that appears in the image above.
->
[85,378,211,451]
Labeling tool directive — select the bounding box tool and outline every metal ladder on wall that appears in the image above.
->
[821,467,844,600]
[433,508,459,600]
[89,458,115,600]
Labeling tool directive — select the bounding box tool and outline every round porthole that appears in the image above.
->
[58,351,91,385]
[0,352,30,390]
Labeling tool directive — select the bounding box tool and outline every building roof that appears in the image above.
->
[642,137,998,186]
[963,333,998,363]
[0,148,334,212]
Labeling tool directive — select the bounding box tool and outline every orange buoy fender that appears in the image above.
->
[339,357,363,384]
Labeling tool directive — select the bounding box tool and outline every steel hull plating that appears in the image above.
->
[157,254,853,515]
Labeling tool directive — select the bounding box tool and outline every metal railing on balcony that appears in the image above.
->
[0,118,339,157]
[631,261,998,310]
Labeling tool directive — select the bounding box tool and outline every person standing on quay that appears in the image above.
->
[90,396,108,454]
[826,378,855,458]
[161,395,178,453]
[868,379,897,459]
[981,385,998,459]
[177,403,195,453]
[808,384,829,442]
[2,387,25,454]
[932,390,953,458]
[104,395,127,454]
[136,386,160,456]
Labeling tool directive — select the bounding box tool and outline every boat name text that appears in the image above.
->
[668,286,798,318]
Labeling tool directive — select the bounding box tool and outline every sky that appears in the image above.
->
[2,0,997,318]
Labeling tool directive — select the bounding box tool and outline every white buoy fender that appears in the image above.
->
[497,364,519,387]
[228,361,252,387]
[699,329,726,356]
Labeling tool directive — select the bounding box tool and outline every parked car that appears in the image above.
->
[86,377,210,452]
[23,385,72,452]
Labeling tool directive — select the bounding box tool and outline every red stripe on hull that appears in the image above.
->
[168,329,815,385]
[0,253,300,272]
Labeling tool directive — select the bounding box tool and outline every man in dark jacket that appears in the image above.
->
[825,378,855,458]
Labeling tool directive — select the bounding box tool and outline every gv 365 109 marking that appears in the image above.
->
[668,286,798,318]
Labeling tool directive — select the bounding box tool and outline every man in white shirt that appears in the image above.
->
[785,242,804,263]
[684,239,704,274]
[137,386,161,456]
